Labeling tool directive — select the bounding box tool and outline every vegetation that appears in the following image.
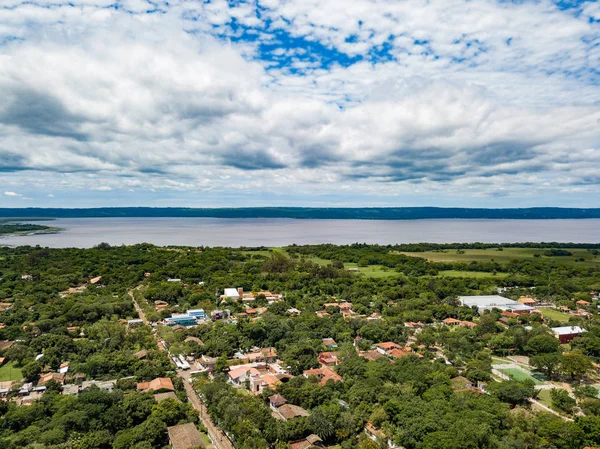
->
[0,242,599,448]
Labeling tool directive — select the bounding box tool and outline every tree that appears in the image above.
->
[490,380,536,407]
[560,352,593,380]
[550,389,576,414]
[525,334,560,355]
[309,408,334,440]
[530,353,562,379]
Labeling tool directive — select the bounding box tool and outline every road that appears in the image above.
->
[128,288,236,449]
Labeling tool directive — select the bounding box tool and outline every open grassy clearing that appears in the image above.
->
[343,263,398,278]
[0,361,22,382]
[398,247,600,265]
[540,308,571,323]
[537,389,553,408]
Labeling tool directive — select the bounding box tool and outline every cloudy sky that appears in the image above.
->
[0,0,599,208]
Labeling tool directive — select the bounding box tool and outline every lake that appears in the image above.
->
[1,218,599,248]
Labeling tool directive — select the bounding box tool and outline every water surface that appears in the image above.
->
[1,218,599,248]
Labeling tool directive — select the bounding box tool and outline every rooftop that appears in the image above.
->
[167,422,204,449]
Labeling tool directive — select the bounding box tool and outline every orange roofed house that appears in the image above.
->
[137,377,175,393]
[303,366,342,386]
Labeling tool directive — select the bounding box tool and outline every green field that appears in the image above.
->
[537,389,552,407]
[497,367,543,385]
[343,263,398,278]
[438,270,510,279]
[0,361,23,382]
[200,432,214,449]
[399,248,600,266]
[540,308,571,323]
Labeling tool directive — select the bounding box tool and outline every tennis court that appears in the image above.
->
[497,367,543,385]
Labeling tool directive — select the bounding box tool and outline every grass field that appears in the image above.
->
[0,361,22,382]
[497,367,543,385]
[343,263,398,278]
[537,389,553,407]
[438,270,510,279]
[540,308,571,323]
[200,432,214,449]
[398,248,600,266]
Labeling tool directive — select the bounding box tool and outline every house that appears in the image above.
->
[376,342,400,354]
[38,372,65,386]
[322,338,337,349]
[315,311,330,318]
[66,326,80,334]
[199,355,217,372]
[552,326,586,344]
[459,320,477,329]
[274,403,310,421]
[289,434,323,449]
[269,394,287,409]
[58,362,69,374]
[360,350,385,361]
[450,376,473,390]
[184,336,204,346]
[62,384,80,396]
[0,340,15,352]
[167,422,204,449]
[134,349,148,359]
[442,318,461,326]
[245,347,277,363]
[303,366,342,385]
[89,276,102,285]
[319,352,339,366]
[19,383,33,395]
[577,300,591,306]
[127,319,144,328]
[167,278,182,283]
[137,377,175,393]
[21,274,33,281]
[287,308,301,316]
[227,366,260,387]
[518,296,537,305]
[387,348,412,359]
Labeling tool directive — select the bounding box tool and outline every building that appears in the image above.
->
[223,288,241,300]
[38,372,65,386]
[81,380,116,392]
[274,403,310,421]
[303,367,342,385]
[167,422,204,449]
[319,352,339,366]
[165,314,198,327]
[62,384,80,396]
[187,309,207,319]
[518,296,537,306]
[199,355,217,372]
[289,434,323,449]
[269,394,287,409]
[376,342,400,354]
[322,338,337,349]
[58,362,69,374]
[127,319,144,328]
[137,377,175,393]
[458,295,535,313]
[552,326,586,344]
[167,278,182,283]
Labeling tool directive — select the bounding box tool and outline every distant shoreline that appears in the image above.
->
[1,207,600,220]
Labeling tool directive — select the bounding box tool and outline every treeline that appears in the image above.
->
[0,224,53,235]
[2,206,600,220]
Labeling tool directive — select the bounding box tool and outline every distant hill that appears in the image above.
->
[1,207,599,220]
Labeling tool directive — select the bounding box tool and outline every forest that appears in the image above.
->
[0,242,598,448]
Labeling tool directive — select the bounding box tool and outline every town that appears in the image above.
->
[0,243,599,449]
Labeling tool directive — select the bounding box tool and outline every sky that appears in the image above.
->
[0,0,599,208]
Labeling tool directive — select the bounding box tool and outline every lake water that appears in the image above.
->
[1,218,599,248]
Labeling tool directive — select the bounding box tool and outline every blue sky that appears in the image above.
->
[0,0,599,207]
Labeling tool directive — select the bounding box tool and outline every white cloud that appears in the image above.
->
[4,191,21,197]
[0,0,598,205]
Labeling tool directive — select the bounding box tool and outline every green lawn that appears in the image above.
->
[0,361,23,382]
[399,248,600,266]
[438,270,510,279]
[537,389,552,408]
[344,263,398,278]
[540,308,571,323]
[200,432,214,449]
